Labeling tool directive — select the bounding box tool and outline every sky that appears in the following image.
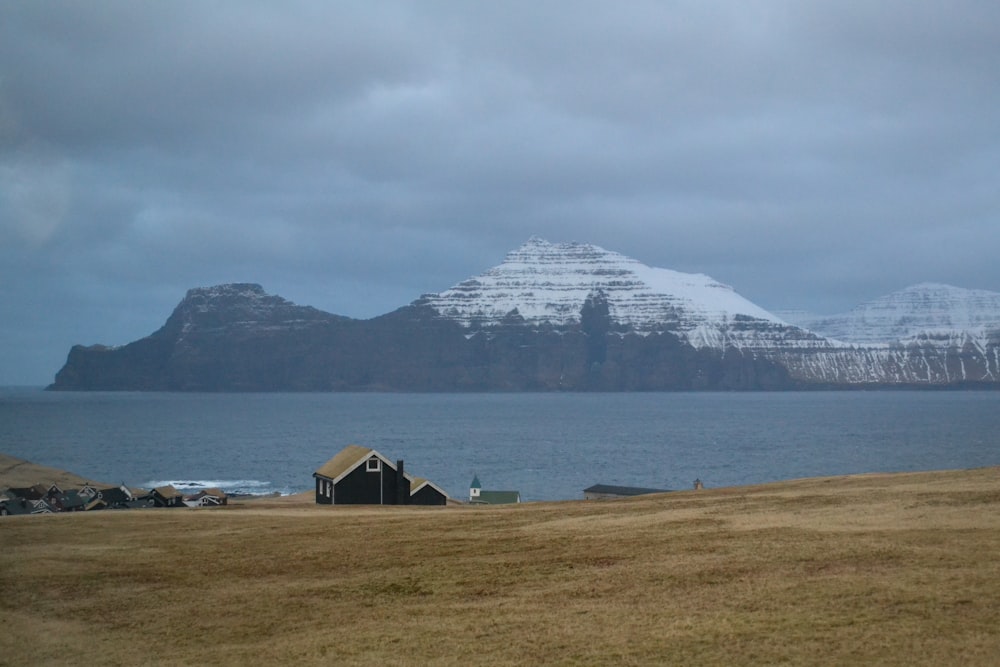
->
[2,1,999,385]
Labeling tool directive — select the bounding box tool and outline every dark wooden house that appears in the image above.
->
[6,484,48,501]
[97,485,134,508]
[151,485,184,508]
[313,445,448,506]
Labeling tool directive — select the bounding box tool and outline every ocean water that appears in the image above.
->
[1,389,998,501]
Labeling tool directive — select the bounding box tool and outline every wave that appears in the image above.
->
[142,479,291,496]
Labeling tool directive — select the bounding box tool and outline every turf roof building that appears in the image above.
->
[313,445,448,506]
[151,485,184,508]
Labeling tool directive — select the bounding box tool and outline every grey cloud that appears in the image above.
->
[1,1,999,383]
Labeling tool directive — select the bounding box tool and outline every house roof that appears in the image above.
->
[84,497,106,511]
[99,486,132,505]
[583,484,670,496]
[470,474,481,489]
[6,485,46,500]
[410,477,449,499]
[313,446,398,484]
[473,490,520,505]
[153,485,182,499]
[55,490,90,509]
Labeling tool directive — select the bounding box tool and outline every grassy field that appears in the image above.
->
[3,467,1000,666]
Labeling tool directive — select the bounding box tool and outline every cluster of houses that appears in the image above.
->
[3,445,691,516]
[0,481,227,516]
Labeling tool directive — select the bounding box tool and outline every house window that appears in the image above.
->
[366,457,381,472]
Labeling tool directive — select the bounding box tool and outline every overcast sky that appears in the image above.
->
[2,1,999,385]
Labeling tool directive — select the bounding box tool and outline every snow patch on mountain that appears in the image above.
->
[417,237,832,351]
[413,240,1000,384]
[784,283,1000,346]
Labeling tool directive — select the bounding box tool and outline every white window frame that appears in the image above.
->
[366,457,381,472]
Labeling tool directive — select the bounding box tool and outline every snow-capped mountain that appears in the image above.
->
[416,237,825,351]
[47,240,1000,391]
[415,240,1000,385]
[784,283,1000,346]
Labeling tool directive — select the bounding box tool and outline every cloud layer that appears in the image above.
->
[2,1,999,383]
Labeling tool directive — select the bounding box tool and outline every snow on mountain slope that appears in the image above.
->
[786,283,1000,346]
[416,237,827,350]
[415,240,1000,384]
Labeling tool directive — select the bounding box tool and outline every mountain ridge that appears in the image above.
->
[48,239,1000,391]
[782,282,1000,347]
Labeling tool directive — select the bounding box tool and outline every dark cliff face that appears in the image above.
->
[48,284,792,391]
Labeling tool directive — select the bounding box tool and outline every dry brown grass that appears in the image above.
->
[0,453,112,490]
[3,467,1000,666]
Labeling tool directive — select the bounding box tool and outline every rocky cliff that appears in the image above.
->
[48,282,792,391]
[48,241,1000,391]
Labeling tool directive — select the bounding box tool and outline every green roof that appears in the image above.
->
[473,490,520,504]
[470,474,481,489]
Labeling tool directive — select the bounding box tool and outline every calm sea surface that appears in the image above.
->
[1,389,998,501]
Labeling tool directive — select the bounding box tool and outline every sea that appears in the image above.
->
[1,388,998,502]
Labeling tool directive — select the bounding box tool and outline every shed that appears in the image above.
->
[409,478,448,506]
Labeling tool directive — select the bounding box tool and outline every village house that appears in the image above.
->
[0,496,54,516]
[1,480,219,516]
[313,445,448,506]
[468,475,521,505]
[5,484,49,501]
[184,488,229,507]
[96,484,134,507]
[51,489,99,512]
[151,485,185,508]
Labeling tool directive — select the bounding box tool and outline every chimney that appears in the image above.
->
[396,460,410,505]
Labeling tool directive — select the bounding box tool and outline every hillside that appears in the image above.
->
[0,452,110,490]
[3,467,1000,665]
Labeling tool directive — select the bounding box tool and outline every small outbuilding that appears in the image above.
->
[583,484,670,500]
[408,477,449,506]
